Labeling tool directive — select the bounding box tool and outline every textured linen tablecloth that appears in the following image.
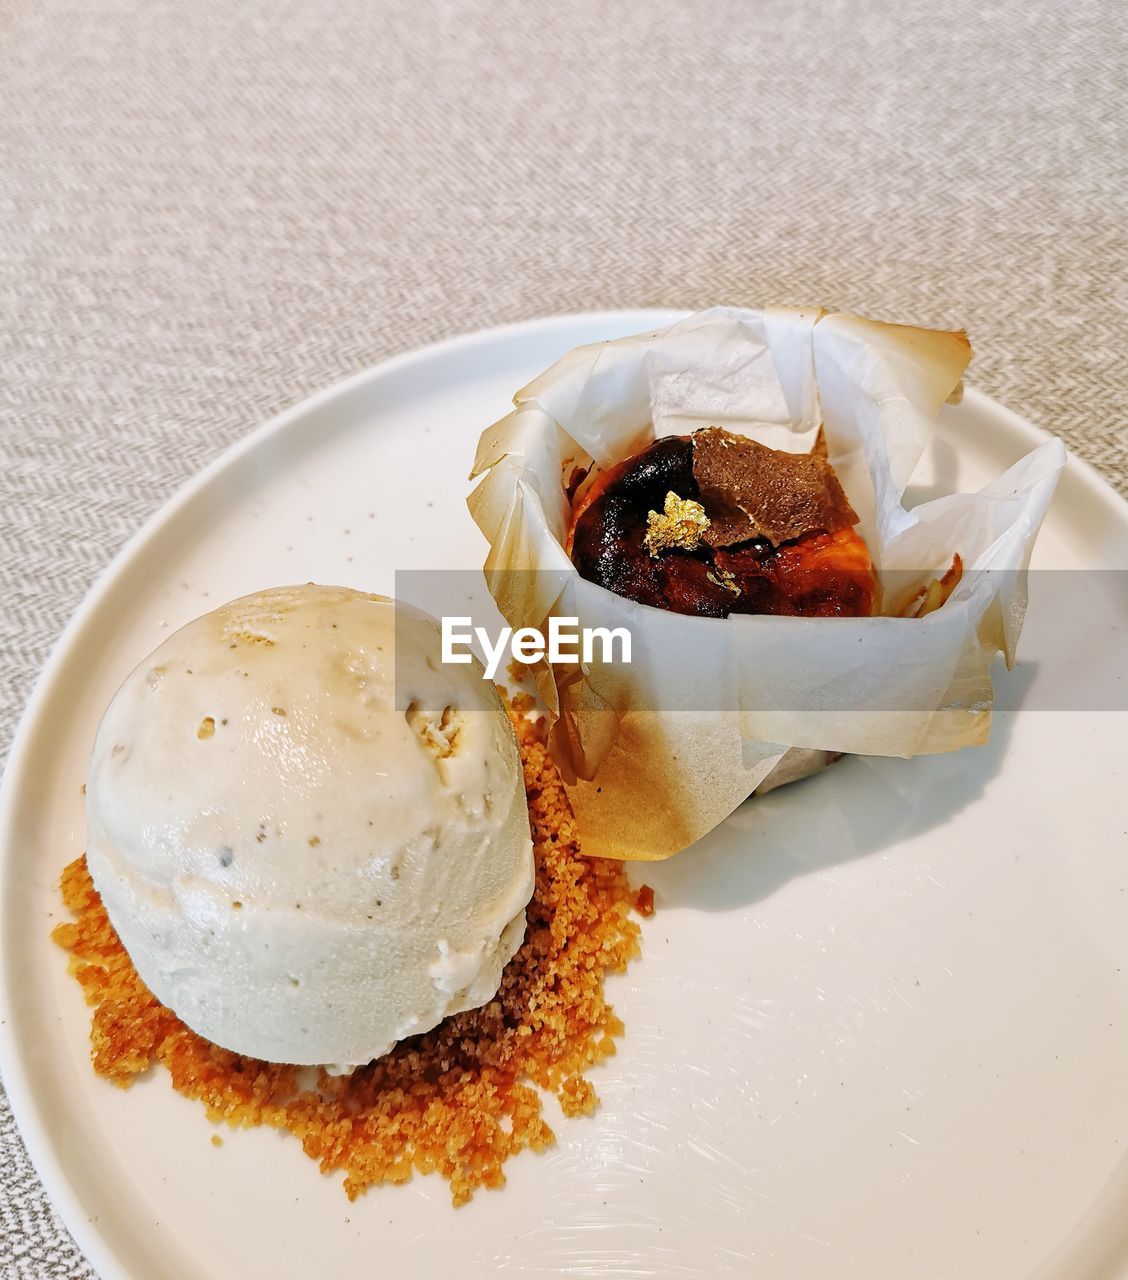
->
[1,0,1125,1273]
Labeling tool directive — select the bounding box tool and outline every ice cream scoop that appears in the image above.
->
[85,585,534,1068]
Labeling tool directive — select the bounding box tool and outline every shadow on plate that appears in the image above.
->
[645,662,1038,912]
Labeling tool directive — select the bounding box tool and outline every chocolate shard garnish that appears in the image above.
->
[691,426,859,548]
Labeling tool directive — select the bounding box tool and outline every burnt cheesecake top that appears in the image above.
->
[568,428,876,619]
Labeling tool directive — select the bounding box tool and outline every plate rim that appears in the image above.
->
[1,308,1125,1280]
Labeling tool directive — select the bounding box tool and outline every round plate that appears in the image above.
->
[2,312,1127,1280]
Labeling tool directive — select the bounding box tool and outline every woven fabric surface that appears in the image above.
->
[1,0,1125,1273]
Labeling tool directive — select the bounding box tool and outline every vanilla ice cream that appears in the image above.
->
[85,585,534,1067]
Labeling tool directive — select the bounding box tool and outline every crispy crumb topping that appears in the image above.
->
[634,884,656,917]
[53,709,644,1206]
[643,490,711,558]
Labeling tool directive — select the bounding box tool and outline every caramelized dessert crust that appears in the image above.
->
[53,703,643,1206]
[569,430,877,618]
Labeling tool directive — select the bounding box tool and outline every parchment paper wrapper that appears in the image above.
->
[468,307,1066,860]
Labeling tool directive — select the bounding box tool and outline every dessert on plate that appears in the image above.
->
[469,306,1066,860]
[56,585,643,1202]
[55,304,1067,1208]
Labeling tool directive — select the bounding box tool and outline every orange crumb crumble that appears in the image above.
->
[506,658,535,685]
[635,884,656,917]
[53,713,643,1206]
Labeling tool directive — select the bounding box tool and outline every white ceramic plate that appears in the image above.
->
[2,312,1127,1280]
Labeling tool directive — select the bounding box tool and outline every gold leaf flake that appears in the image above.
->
[643,492,711,558]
